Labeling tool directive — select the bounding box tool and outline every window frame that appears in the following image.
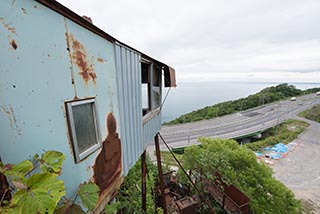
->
[141,60,162,119]
[151,65,162,110]
[65,98,101,163]
[141,61,152,116]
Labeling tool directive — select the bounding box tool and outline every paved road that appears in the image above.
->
[158,93,320,150]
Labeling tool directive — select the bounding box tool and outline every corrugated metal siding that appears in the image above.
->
[115,44,143,175]
[143,113,161,147]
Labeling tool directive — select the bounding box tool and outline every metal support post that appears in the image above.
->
[155,133,168,214]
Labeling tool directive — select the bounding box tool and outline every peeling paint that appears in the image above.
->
[93,113,122,193]
[10,39,17,50]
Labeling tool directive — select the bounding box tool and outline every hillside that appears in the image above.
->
[164,83,320,125]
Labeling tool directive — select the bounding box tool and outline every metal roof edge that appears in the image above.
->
[36,0,173,69]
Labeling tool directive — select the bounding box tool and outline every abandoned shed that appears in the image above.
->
[0,0,176,211]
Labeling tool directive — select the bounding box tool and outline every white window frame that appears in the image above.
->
[65,98,101,163]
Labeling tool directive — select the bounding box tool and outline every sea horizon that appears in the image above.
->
[161,81,320,123]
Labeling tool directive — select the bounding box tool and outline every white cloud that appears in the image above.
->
[58,0,320,82]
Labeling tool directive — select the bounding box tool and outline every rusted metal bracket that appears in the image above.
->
[158,133,216,214]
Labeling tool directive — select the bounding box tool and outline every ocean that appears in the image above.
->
[161,82,320,123]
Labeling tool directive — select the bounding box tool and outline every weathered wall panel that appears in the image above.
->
[115,45,143,175]
[1,0,165,203]
[143,113,162,147]
[0,0,120,197]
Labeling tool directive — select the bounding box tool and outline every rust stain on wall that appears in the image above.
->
[97,58,107,63]
[1,106,21,135]
[93,113,122,193]
[65,33,97,84]
[10,39,17,50]
[1,106,13,128]
[0,19,16,34]
[64,18,78,99]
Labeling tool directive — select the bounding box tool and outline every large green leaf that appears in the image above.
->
[3,160,33,181]
[11,173,66,214]
[78,182,99,211]
[40,151,65,174]
[54,203,85,214]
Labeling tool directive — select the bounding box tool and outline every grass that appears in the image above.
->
[298,104,320,123]
[244,119,309,151]
[158,151,184,171]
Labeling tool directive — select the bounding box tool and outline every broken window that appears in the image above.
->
[65,98,101,162]
[141,61,162,116]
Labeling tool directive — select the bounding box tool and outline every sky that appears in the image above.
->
[58,0,320,83]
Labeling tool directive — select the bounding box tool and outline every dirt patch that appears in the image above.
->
[271,119,320,213]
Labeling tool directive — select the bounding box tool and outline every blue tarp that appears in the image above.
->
[269,153,282,159]
[270,143,288,153]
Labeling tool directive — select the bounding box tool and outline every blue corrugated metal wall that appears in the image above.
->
[143,113,161,148]
[115,44,162,175]
[115,44,143,175]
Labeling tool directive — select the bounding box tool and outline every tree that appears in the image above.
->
[182,138,301,214]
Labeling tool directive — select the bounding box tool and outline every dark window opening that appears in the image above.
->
[141,62,151,116]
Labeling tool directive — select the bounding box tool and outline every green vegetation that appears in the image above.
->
[165,83,320,125]
[0,151,66,214]
[0,151,159,214]
[299,104,320,123]
[160,151,184,168]
[115,156,159,214]
[181,138,301,214]
[0,151,101,214]
[244,119,309,151]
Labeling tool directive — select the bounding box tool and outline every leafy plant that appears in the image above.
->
[1,151,157,214]
[54,182,99,214]
[78,182,99,211]
[0,151,66,214]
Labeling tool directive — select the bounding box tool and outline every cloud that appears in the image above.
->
[58,0,320,82]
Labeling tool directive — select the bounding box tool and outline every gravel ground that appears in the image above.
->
[271,117,320,213]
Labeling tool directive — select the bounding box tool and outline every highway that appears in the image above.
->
[158,93,320,150]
